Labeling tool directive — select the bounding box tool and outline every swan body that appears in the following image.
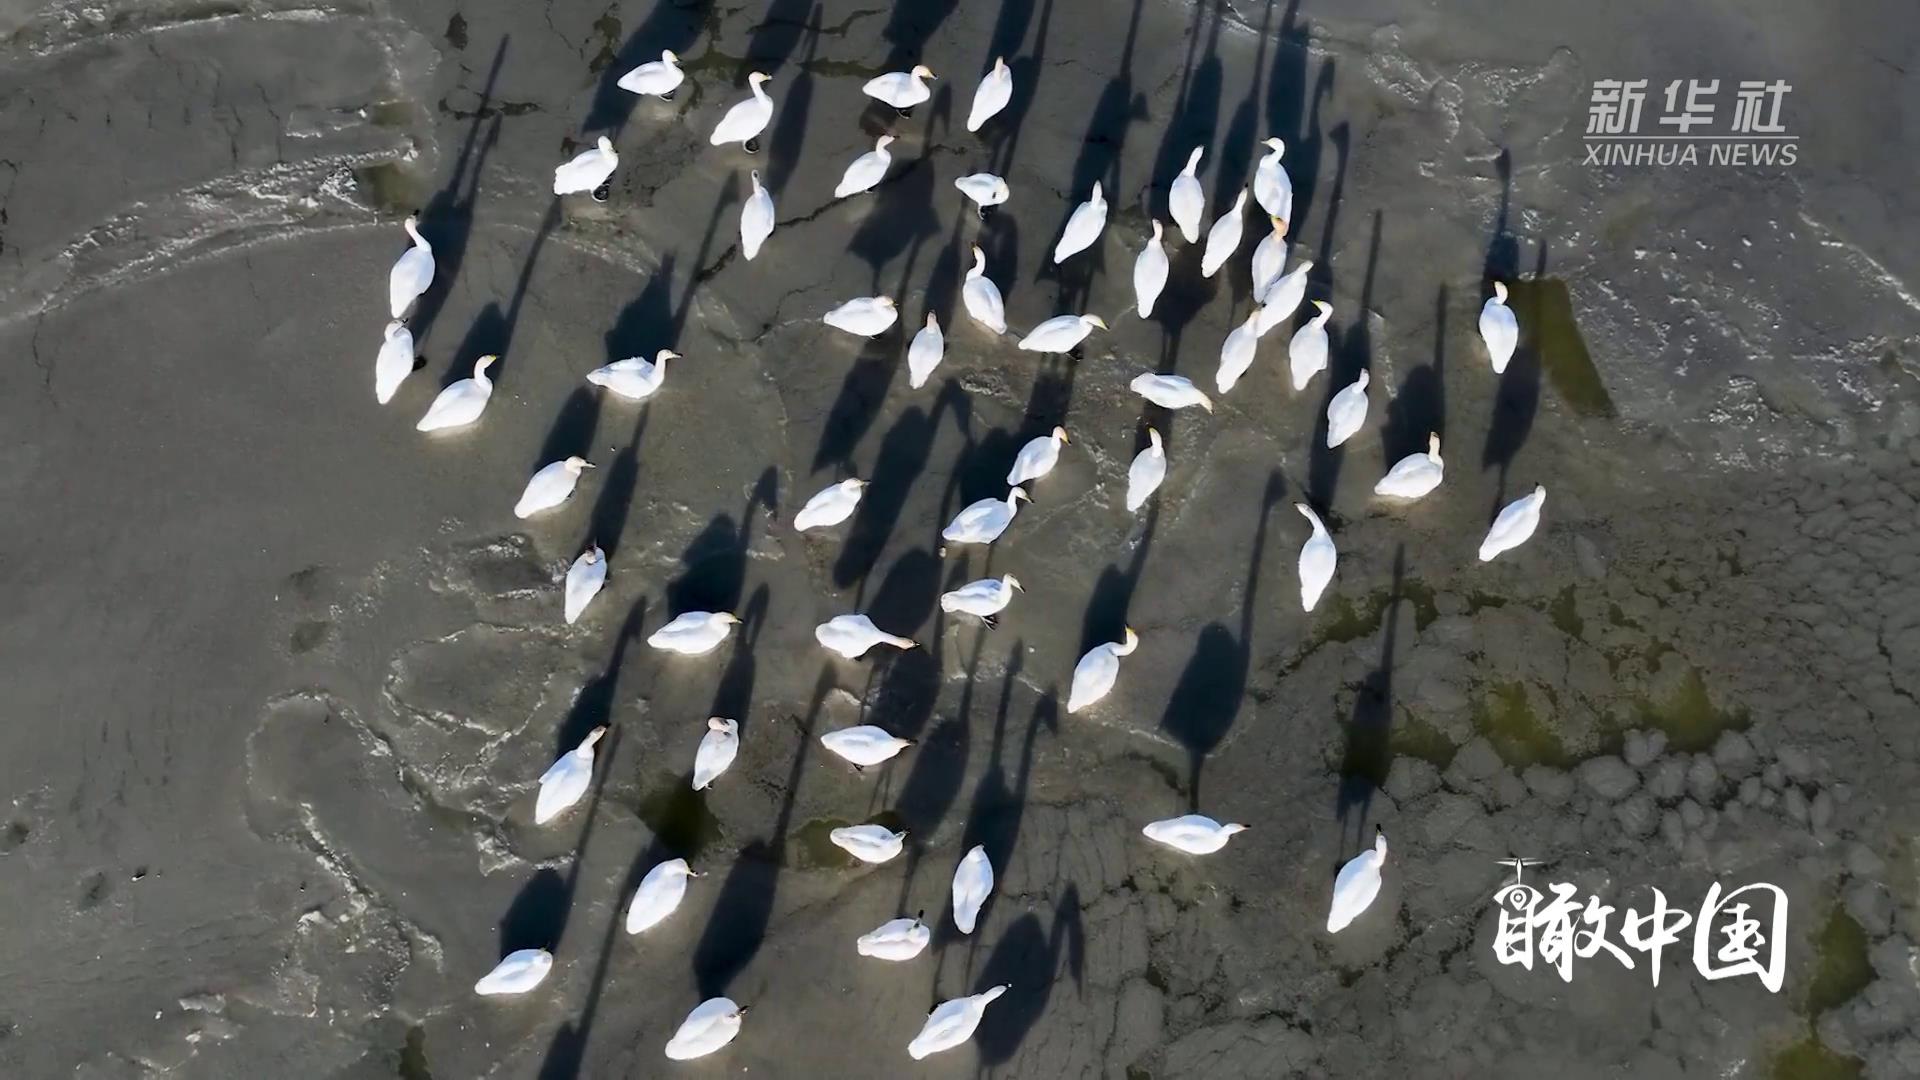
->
[474,949,553,996]
[824,296,898,337]
[617,50,684,98]
[587,349,677,401]
[907,313,945,388]
[942,487,1029,545]
[950,846,994,934]
[962,246,1008,334]
[1327,829,1389,933]
[830,824,908,864]
[1169,147,1206,243]
[553,136,618,195]
[691,717,739,791]
[1053,181,1108,263]
[1325,371,1371,448]
[794,478,866,531]
[908,985,1009,1060]
[664,997,744,1060]
[1375,434,1444,499]
[535,727,606,824]
[563,545,607,625]
[1126,427,1166,513]
[416,355,496,432]
[1007,427,1068,486]
[966,57,1013,131]
[625,858,697,935]
[1019,313,1107,354]
[1143,814,1248,855]
[1253,137,1293,224]
[1215,308,1265,393]
[940,575,1022,621]
[1200,189,1248,278]
[815,614,917,659]
[647,611,741,655]
[740,170,775,260]
[834,135,895,198]
[375,320,415,404]
[388,216,434,318]
[857,915,931,960]
[514,456,593,519]
[864,64,936,109]
[820,725,912,767]
[1296,503,1336,612]
[710,72,774,147]
[954,172,1011,210]
[1068,627,1138,713]
[1130,372,1214,412]
[1250,217,1289,298]
[1288,300,1333,390]
[1134,221,1169,318]
[1478,485,1546,562]
[1480,281,1519,373]
[1256,259,1313,336]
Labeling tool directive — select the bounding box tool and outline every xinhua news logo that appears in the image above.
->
[1584,79,1797,167]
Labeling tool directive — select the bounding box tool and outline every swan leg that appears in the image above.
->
[660,89,677,102]
[591,183,612,203]
[744,137,761,155]
[982,615,998,630]
[896,107,914,119]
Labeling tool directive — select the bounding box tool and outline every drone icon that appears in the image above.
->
[1497,856,1548,884]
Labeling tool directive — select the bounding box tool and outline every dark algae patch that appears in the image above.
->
[397,1024,432,1080]
[1505,279,1617,419]
[1770,906,1871,1079]
[635,773,723,859]
[1473,681,1575,768]
[1635,659,1748,751]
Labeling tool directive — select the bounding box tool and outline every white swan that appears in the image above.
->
[535,726,606,824]
[1375,433,1443,499]
[1068,627,1138,713]
[1250,216,1289,299]
[553,136,618,196]
[625,858,699,935]
[1143,814,1248,855]
[1327,828,1388,933]
[1288,300,1333,390]
[966,57,1013,132]
[824,295,898,337]
[1134,221,1169,318]
[1169,146,1206,243]
[416,355,496,432]
[475,949,553,996]
[963,246,1008,334]
[1200,189,1248,278]
[587,348,677,401]
[664,997,744,1060]
[1018,313,1107,354]
[375,320,415,404]
[691,716,738,791]
[939,575,1022,626]
[820,725,912,768]
[950,845,994,934]
[1324,370,1370,448]
[514,456,594,519]
[1256,259,1313,336]
[857,914,931,960]
[1130,372,1214,412]
[794,477,866,531]
[388,216,434,318]
[907,313,944,388]
[864,64,935,110]
[1215,308,1265,393]
[834,135,895,198]
[830,824,907,864]
[954,172,1011,215]
[1125,427,1166,512]
[647,611,741,655]
[908,985,1009,1060]
[1052,181,1107,263]
[563,544,607,625]
[1478,484,1546,562]
[815,614,917,659]
[1253,137,1293,224]
[740,169,775,260]
[942,488,1029,546]
[1479,281,1519,374]
[710,72,774,148]
[1296,503,1335,612]
[1007,427,1068,486]
[618,50,684,99]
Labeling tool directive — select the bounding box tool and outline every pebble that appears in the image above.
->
[1578,756,1640,801]
[1624,729,1668,767]
[1647,758,1687,800]
[1661,809,1685,851]
[1762,762,1785,790]
[1777,744,1813,781]
[1522,765,1574,803]
[1785,787,1809,824]
[1739,776,1761,805]
[1680,798,1706,829]
[1615,793,1658,837]
[1712,730,1757,778]
[1810,788,1835,830]
[1687,756,1720,802]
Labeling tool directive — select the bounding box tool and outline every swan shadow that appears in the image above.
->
[554,596,649,757]
[442,198,562,387]
[1481,239,1548,511]
[407,40,506,349]
[973,887,1086,1064]
[1335,545,1406,844]
[1382,284,1448,464]
[1304,202,1375,509]
[581,0,706,138]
